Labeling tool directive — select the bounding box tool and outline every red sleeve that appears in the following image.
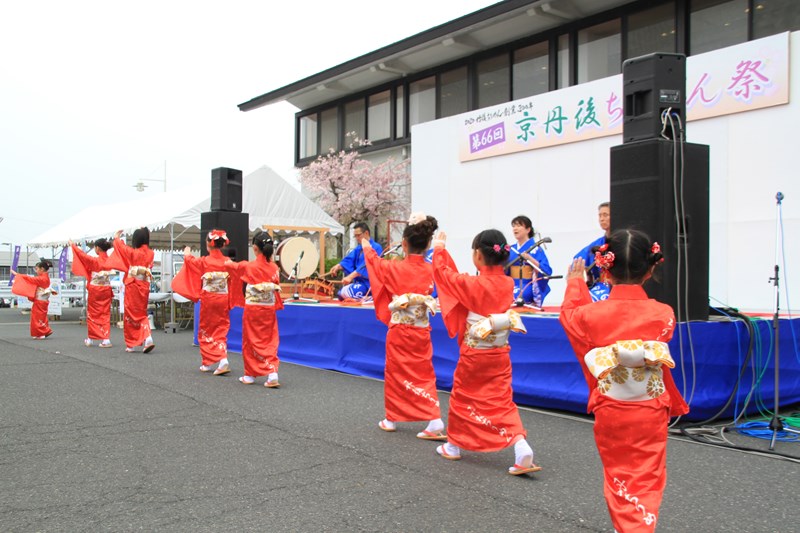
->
[108,238,131,273]
[71,244,97,278]
[171,255,202,303]
[558,278,594,355]
[432,248,471,342]
[227,261,246,309]
[363,247,392,325]
[11,274,38,300]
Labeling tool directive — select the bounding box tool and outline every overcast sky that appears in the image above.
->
[0,0,497,247]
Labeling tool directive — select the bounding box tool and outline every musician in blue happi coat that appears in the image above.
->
[506,215,552,306]
[573,202,611,301]
[328,222,383,300]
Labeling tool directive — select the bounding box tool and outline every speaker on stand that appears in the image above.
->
[201,167,249,260]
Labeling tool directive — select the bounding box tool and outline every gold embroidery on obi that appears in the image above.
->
[388,293,436,327]
[128,266,152,281]
[246,282,280,306]
[90,270,114,286]
[584,340,675,401]
[465,310,526,349]
[202,271,229,293]
[35,287,53,301]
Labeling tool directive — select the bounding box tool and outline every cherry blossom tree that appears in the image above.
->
[299,136,410,235]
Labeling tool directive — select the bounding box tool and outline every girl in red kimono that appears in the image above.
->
[362,213,446,440]
[70,238,114,348]
[174,230,234,375]
[226,230,283,387]
[560,229,689,533]
[11,260,54,339]
[432,229,540,475]
[112,228,155,353]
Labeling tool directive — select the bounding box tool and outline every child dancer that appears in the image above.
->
[225,231,283,387]
[560,229,688,532]
[11,260,54,339]
[432,229,540,475]
[112,228,155,353]
[363,212,446,440]
[70,238,115,348]
[174,230,235,375]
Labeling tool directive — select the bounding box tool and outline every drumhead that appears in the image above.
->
[275,237,319,279]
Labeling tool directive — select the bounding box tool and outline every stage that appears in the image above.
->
[196,301,800,421]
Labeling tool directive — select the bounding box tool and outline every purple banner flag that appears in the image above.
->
[9,245,20,286]
[58,247,68,282]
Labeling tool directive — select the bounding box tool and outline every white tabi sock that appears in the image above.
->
[268,372,278,381]
[380,419,396,430]
[443,442,461,456]
[514,439,534,467]
[218,358,229,368]
[424,418,444,433]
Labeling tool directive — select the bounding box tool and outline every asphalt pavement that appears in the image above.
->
[0,307,798,532]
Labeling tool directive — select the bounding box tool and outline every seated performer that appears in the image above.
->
[11,260,54,339]
[328,222,383,300]
[574,202,611,301]
[506,215,552,306]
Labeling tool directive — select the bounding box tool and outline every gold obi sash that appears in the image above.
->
[509,265,534,280]
[388,293,437,327]
[201,271,229,293]
[584,340,675,401]
[128,266,152,282]
[245,282,280,306]
[90,270,114,287]
[35,287,53,301]
[465,310,526,349]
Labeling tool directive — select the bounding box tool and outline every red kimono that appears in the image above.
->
[12,272,53,338]
[226,256,283,377]
[111,238,154,348]
[432,248,527,452]
[559,278,689,533]
[71,244,114,341]
[364,247,441,423]
[172,249,234,367]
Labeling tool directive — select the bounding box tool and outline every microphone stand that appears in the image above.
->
[289,253,317,303]
[767,192,798,449]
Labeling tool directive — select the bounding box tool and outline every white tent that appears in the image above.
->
[28,166,344,249]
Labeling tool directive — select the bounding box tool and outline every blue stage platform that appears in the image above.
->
[196,302,800,421]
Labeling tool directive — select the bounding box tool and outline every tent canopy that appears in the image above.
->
[28,166,344,249]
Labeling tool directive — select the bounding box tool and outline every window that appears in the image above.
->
[627,2,676,59]
[299,114,317,159]
[753,0,800,38]
[557,34,571,88]
[690,0,747,55]
[477,54,510,108]
[439,67,468,118]
[395,86,405,138]
[513,42,549,99]
[320,107,338,153]
[344,99,365,141]
[367,90,390,141]
[409,76,436,127]
[578,19,621,84]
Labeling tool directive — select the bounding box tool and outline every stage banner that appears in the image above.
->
[9,245,20,286]
[459,32,790,162]
[58,247,68,282]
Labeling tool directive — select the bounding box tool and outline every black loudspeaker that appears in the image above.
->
[623,53,686,143]
[610,139,709,321]
[211,167,243,212]
[200,211,250,261]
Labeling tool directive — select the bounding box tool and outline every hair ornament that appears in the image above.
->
[408,212,426,225]
[208,230,230,245]
[492,244,510,253]
[651,242,665,263]
[594,250,615,270]
[598,243,609,252]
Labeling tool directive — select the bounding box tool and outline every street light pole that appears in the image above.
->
[133,160,168,192]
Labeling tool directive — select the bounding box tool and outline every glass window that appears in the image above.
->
[753,0,800,38]
[627,2,676,59]
[319,107,338,154]
[367,90,390,142]
[439,67,469,118]
[299,114,317,159]
[690,0,747,55]
[477,54,510,108]
[409,76,436,127]
[557,34,571,88]
[513,42,549,99]
[344,99,365,142]
[578,19,621,84]
[395,85,405,138]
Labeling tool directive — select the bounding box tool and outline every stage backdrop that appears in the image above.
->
[197,303,800,422]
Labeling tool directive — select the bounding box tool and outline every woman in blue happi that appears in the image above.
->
[506,215,552,306]
[328,222,383,300]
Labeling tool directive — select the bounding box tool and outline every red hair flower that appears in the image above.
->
[598,243,609,252]
[651,242,661,254]
[594,250,615,270]
[207,230,230,245]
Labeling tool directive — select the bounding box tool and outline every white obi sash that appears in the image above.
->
[90,270,114,287]
[35,287,54,301]
[201,271,229,293]
[584,340,676,401]
[465,310,527,349]
[128,266,152,282]
[388,293,437,327]
[245,282,280,306]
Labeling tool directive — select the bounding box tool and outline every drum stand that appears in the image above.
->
[289,255,318,303]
